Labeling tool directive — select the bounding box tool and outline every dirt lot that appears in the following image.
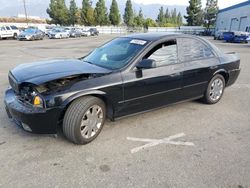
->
[0,35,249,188]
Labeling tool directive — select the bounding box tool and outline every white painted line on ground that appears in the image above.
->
[127,133,194,154]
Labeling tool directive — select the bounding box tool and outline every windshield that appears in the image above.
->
[83,37,148,70]
[24,28,36,33]
[52,28,63,33]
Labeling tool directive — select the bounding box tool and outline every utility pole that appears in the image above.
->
[23,0,28,26]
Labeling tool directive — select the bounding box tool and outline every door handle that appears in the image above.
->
[170,72,180,77]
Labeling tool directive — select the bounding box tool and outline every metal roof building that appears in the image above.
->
[215,1,250,32]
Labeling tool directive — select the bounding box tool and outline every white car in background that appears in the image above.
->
[48,28,69,39]
[81,29,91,36]
[0,25,20,39]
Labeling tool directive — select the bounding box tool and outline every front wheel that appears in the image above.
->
[203,74,225,104]
[63,96,106,144]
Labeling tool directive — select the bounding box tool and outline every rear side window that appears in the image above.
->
[6,26,11,30]
[144,40,178,67]
[177,38,214,62]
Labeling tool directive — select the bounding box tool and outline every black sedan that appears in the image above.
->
[4,33,240,144]
[18,28,45,41]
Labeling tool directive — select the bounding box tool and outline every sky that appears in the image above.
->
[14,0,248,9]
[132,0,247,9]
[2,0,248,19]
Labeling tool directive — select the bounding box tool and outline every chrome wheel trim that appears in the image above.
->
[80,105,103,139]
[209,78,223,101]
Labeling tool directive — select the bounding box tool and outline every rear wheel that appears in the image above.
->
[203,74,225,104]
[63,96,106,144]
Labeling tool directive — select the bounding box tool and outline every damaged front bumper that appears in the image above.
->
[4,88,63,134]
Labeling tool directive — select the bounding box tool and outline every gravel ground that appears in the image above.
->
[0,35,249,188]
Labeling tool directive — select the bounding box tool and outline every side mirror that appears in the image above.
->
[136,59,156,69]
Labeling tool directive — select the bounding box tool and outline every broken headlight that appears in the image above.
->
[20,87,44,108]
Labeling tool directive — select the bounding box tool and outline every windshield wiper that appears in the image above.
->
[82,60,113,70]
[82,60,94,65]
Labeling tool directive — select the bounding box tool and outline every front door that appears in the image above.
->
[118,39,183,117]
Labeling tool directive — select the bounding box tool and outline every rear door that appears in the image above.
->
[177,37,220,99]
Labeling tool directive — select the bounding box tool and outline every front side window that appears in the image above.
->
[144,40,178,67]
[83,37,147,70]
[177,38,214,62]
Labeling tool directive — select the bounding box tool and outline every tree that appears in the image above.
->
[94,0,110,26]
[109,0,120,25]
[185,0,203,26]
[134,8,144,27]
[177,12,183,26]
[204,0,218,30]
[81,0,94,25]
[123,0,134,27]
[69,0,78,26]
[164,8,170,23]
[156,6,165,26]
[144,18,157,28]
[76,9,82,24]
[86,6,95,25]
[171,8,177,24]
[47,0,69,25]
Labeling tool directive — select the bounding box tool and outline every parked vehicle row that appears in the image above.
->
[214,30,250,43]
[0,25,100,41]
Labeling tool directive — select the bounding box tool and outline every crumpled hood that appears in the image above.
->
[10,59,111,85]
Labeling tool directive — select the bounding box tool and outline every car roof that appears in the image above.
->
[122,32,181,42]
[122,32,223,57]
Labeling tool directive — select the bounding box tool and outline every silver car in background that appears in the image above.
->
[18,28,45,41]
[49,28,69,39]
[69,28,82,38]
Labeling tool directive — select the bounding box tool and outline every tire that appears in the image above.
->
[203,74,225,104]
[13,33,17,39]
[63,96,106,144]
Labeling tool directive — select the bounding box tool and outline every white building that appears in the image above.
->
[216,1,250,32]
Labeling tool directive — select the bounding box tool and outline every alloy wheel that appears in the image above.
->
[80,105,104,139]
